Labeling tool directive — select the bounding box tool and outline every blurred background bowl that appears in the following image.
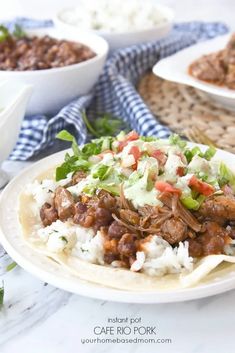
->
[54,3,174,50]
[0,28,109,116]
[0,81,32,187]
[152,33,235,111]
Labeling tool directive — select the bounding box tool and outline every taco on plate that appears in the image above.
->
[19,131,235,290]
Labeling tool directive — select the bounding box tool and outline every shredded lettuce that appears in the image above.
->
[146,177,154,191]
[101,136,113,151]
[116,131,126,141]
[219,162,235,190]
[92,165,112,181]
[55,130,106,181]
[81,141,102,157]
[56,157,91,181]
[56,130,80,156]
[169,134,187,149]
[127,171,142,186]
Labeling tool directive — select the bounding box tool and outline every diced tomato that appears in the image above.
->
[129,146,141,161]
[155,181,182,195]
[176,166,185,177]
[188,175,214,196]
[150,149,167,165]
[128,146,141,170]
[118,131,139,152]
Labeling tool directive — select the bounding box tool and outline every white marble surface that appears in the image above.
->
[1,1,235,352]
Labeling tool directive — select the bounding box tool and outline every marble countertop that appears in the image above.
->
[1,1,235,352]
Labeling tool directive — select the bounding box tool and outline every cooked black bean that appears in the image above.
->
[40,202,58,226]
[108,221,129,239]
[95,207,113,227]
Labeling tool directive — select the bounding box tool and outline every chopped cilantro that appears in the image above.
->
[93,114,122,136]
[6,262,17,272]
[12,24,26,38]
[0,24,25,43]
[0,25,9,42]
[81,248,89,253]
[60,236,68,244]
[82,112,123,137]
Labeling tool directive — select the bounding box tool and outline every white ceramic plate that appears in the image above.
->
[153,33,235,111]
[1,146,235,303]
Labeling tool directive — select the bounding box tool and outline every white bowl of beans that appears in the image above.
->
[0,27,109,115]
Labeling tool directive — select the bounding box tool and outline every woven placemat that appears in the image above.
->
[138,73,235,153]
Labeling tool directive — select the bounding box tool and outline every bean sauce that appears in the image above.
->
[0,35,96,71]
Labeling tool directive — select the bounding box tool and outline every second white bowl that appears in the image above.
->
[55,4,174,51]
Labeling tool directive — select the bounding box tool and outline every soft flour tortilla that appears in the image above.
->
[18,171,235,291]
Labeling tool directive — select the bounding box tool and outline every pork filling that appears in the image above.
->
[39,182,235,268]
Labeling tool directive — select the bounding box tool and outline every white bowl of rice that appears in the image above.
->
[54,0,174,50]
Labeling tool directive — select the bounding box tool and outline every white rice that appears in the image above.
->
[37,220,77,253]
[60,0,167,32]
[72,230,105,265]
[36,217,193,276]
[26,179,57,208]
[135,235,193,276]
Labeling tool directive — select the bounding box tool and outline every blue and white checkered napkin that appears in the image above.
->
[7,19,228,161]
